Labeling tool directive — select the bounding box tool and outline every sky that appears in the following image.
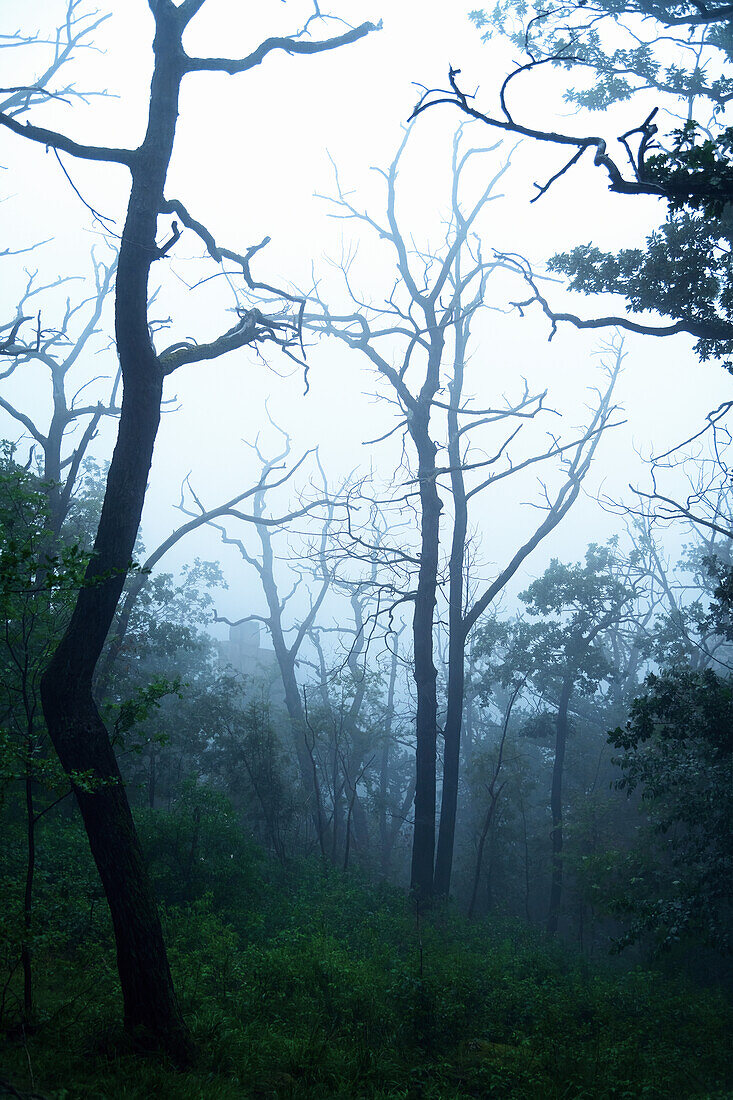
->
[1,0,731,648]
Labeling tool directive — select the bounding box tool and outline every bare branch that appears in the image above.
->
[184,21,381,74]
[501,251,733,345]
[410,65,667,201]
[0,112,134,166]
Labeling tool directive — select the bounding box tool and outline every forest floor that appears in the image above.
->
[1,860,731,1099]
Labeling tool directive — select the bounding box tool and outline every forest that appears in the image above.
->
[0,1,731,1097]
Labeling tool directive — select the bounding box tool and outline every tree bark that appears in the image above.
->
[41,6,192,1060]
[378,641,399,875]
[434,302,469,898]
[409,405,442,899]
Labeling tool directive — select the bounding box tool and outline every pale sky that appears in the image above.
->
[2,0,730,643]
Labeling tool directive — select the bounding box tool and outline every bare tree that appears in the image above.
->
[99,444,324,688]
[0,253,119,535]
[183,427,341,851]
[306,123,515,897]
[630,407,733,542]
[307,125,621,900]
[299,513,396,866]
[435,338,623,896]
[0,1,111,119]
[0,0,378,1058]
[614,429,733,672]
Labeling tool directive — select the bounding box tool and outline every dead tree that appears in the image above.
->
[0,2,110,120]
[616,428,733,670]
[306,123,514,897]
[98,445,322,689]
[435,331,623,896]
[0,254,119,536]
[180,426,341,852]
[307,125,621,899]
[298,506,392,866]
[0,0,377,1058]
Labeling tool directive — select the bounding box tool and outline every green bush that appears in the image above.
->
[1,855,730,1099]
[137,780,263,910]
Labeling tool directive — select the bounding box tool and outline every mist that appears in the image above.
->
[0,2,730,1095]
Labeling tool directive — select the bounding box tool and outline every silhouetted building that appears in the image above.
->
[220,620,284,706]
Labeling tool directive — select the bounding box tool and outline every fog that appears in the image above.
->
[3,3,728,634]
[0,4,731,1088]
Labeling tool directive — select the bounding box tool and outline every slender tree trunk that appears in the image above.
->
[466,681,517,918]
[379,734,391,874]
[467,789,498,920]
[463,652,477,760]
[434,312,469,896]
[409,410,442,899]
[331,742,343,862]
[520,799,531,923]
[434,577,466,895]
[547,674,573,936]
[343,783,357,871]
[273,624,329,848]
[351,790,369,856]
[378,640,399,875]
[254,501,331,848]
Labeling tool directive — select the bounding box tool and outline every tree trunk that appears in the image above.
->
[409,410,442,899]
[467,788,498,920]
[250,492,331,848]
[378,639,399,875]
[266,592,329,849]
[547,674,573,936]
[41,8,192,1060]
[351,789,369,856]
[434,313,469,897]
[148,747,157,810]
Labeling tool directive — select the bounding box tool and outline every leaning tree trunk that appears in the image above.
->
[547,674,573,936]
[41,9,192,1060]
[18,0,377,1059]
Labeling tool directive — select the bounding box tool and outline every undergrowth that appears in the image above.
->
[1,857,730,1099]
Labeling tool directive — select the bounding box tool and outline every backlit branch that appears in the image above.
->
[0,1,112,118]
[184,20,381,74]
[0,111,134,166]
[500,250,733,345]
[410,65,666,202]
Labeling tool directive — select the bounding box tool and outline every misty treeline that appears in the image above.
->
[0,1,731,1097]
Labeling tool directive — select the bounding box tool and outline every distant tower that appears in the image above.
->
[223,619,284,706]
[229,619,262,671]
